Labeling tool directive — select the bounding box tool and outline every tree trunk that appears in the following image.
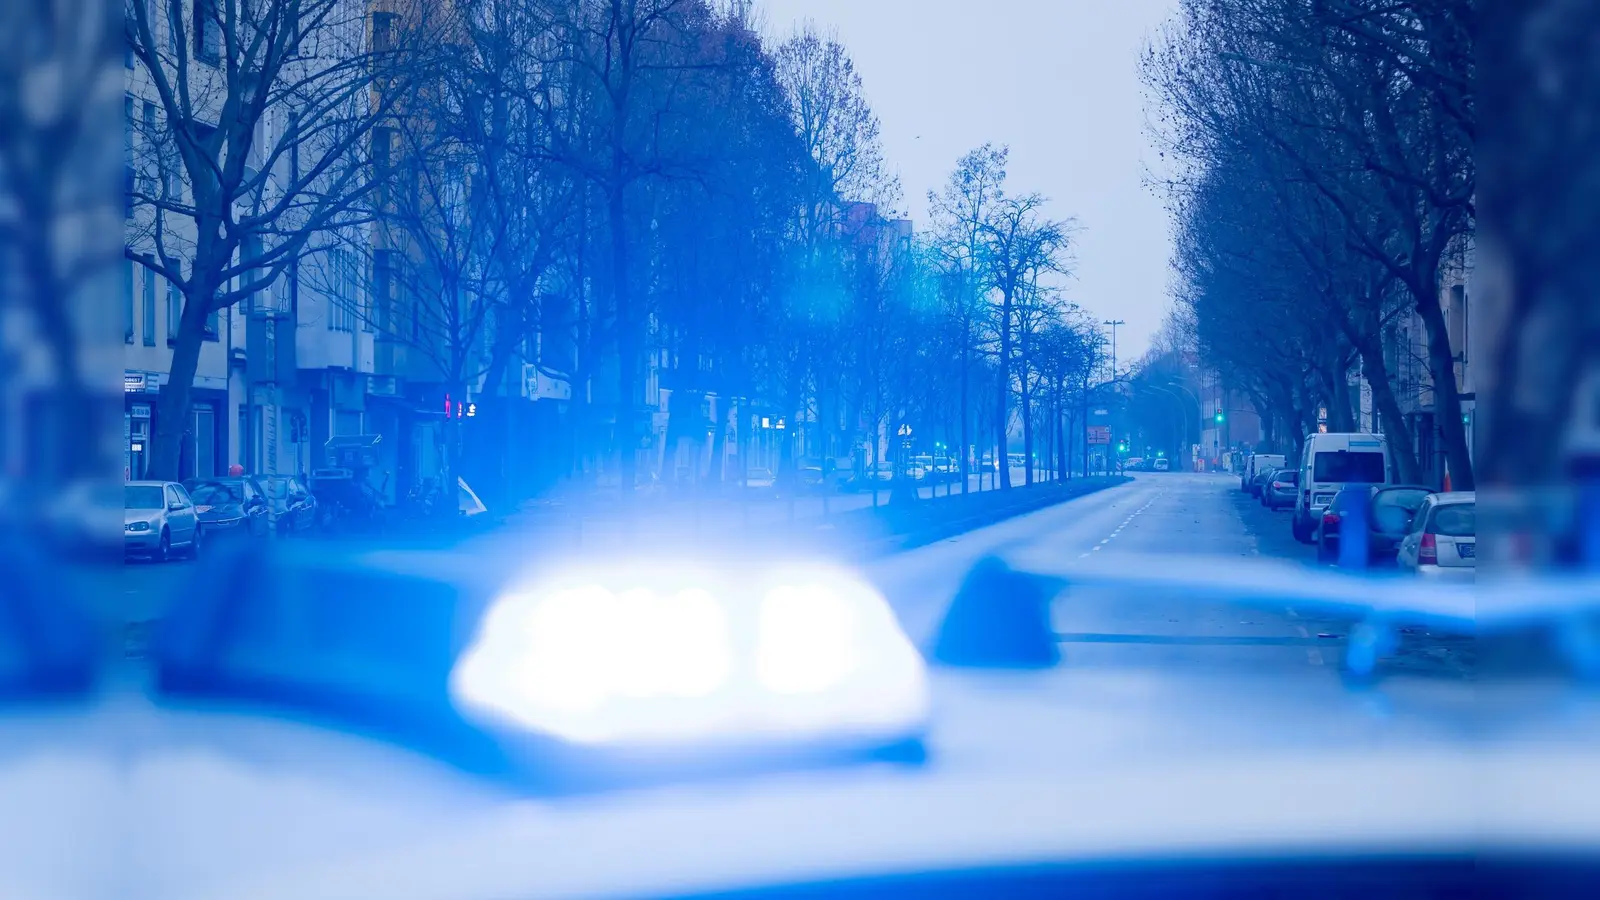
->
[1414,295,1475,490]
[1079,379,1089,477]
[478,335,519,507]
[1020,373,1035,486]
[1056,379,1069,481]
[996,297,1013,489]
[1349,330,1421,483]
[959,326,970,494]
[147,281,217,480]
[609,185,637,493]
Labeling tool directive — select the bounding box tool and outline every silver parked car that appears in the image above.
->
[124,481,202,562]
[1396,491,1475,579]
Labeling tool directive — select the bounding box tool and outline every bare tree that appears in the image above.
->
[980,191,1073,489]
[928,143,1007,492]
[125,0,408,478]
[1146,0,1474,484]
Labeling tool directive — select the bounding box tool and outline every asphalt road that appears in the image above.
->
[861,471,1472,679]
[112,470,1470,679]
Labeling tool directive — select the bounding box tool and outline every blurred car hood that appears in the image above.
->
[1,669,1593,900]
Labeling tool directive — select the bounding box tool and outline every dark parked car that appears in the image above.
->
[1317,485,1434,565]
[1249,467,1276,499]
[1264,468,1299,510]
[260,474,318,535]
[184,477,271,540]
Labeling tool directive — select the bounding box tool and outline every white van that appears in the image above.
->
[1241,453,1285,494]
[1292,433,1391,543]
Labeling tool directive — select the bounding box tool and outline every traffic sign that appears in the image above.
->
[1088,426,1111,445]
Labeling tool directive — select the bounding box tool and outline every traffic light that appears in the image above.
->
[1214,409,1224,423]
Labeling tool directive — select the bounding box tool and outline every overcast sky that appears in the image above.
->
[757,0,1177,362]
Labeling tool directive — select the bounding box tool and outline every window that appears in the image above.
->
[373,249,393,333]
[126,485,164,510]
[328,250,357,331]
[141,265,157,346]
[167,0,182,54]
[1428,503,1475,538]
[371,127,394,207]
[372,12,397,54]
[194,0,220,64]
[124,96,135,217]
[167,280,182,343]
[139,102,159,197]
[164,485,183,508]
[123,259,135,343]
[1312,451,1386,483]
[1370,488,1429,535]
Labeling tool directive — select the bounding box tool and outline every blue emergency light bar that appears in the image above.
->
[0,543,98,699]
[147,541,930,786]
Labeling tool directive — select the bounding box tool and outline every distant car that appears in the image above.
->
[1152,458,1170,472]
[1396,491,1475,579]
[744,468,777,493]
[797,465,826,492]
[844,462,896,492]
[260,474,319,536]
[1241,453,1286,493]
[124,481,202,562]
[1264,468,1299,510]
[185,476,271,540]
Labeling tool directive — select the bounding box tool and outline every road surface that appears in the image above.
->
[114,471,1470,679]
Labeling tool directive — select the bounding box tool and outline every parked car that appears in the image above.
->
[124,481,202,562]
[184,476,271,541]
[1361,485,1435,564]
[1396,492,1476,579]
[843,462,895,492]
[1315,485,1431,565]
[1152,458,1170,472]
[795,465,822,487]
[1292,432,1391,543]
[1249,468,1277,499]
[1264,468,1299,510]
[1241,453,1286,494]
[744,468,777,494]
[260,474,319,536]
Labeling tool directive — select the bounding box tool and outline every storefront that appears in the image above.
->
[124,370,227,481]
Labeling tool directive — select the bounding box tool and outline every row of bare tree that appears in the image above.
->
[1142,0,1475,487]
[122,0,1103,496]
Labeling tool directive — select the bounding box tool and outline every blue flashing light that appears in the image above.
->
[451,565,930,748]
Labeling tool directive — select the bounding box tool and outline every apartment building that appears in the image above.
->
[1384,236,1474,487]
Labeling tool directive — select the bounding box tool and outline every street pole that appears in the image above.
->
[1102,319,1125,380]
